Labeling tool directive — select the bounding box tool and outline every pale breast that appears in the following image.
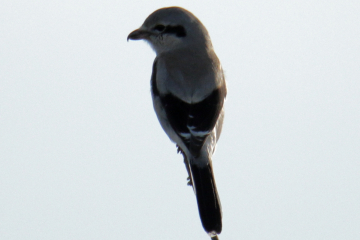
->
[156,53,224,103]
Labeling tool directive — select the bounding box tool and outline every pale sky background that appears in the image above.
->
[1,0,359,239]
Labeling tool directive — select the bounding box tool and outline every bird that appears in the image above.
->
[127,7,227,238]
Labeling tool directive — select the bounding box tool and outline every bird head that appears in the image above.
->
[127,7,211,54]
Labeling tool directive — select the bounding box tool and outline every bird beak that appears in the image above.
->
[127,29,152,41]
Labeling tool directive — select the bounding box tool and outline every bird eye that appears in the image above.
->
[153,24,165,32]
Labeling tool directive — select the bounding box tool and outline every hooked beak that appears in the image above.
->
[127,29,152,41]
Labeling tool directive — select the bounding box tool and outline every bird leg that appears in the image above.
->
[176,145,193,187]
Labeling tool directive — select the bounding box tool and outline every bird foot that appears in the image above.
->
[176,145,193,187]
[187,176,193,186]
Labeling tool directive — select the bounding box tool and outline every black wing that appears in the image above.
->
[151,59,226,157]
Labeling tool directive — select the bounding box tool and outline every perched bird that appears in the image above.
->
[128,7,227,238]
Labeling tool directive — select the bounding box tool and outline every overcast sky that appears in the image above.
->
[1,0,359,239]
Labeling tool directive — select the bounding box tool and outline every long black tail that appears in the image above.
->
[190,162,222,235]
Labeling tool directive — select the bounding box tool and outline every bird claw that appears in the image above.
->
[176,145,193,187]
[176,145,183,154]
[187,176,193,186]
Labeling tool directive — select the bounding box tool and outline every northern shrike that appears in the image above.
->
[128,7,226,238]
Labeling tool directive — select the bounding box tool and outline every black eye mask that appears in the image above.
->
[153,24,165,32]
[163,25,186,37]
[153,25,187,37]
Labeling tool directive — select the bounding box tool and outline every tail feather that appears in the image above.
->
[190,162,222,235]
